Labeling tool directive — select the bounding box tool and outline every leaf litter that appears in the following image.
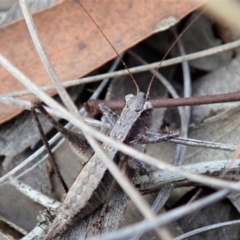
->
[1,0,240,239]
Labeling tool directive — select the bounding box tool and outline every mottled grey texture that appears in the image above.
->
[45,92,153,239]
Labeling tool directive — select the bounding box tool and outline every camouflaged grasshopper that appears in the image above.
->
[29,1,179,239]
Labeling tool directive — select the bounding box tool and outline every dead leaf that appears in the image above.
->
[192,55,240,124]
[0,0,204,123]
[175,12,232,71]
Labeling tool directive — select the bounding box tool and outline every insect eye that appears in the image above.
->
[125,94,134,102]
[144,102,153,110]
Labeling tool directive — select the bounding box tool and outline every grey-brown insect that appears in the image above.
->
[30,1,179,239]
[41,92,152,239]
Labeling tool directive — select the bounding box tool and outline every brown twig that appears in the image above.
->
[85,91,240,116]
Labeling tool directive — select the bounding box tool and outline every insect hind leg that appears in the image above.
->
[31,101,68,194]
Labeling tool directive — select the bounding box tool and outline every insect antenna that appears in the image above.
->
[76,0,140,93]
[146,8,206,100]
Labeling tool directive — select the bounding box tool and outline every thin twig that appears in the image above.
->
[165,136,237,151]
[136,30,191,240]
[2,38,240,98]
[136,159,240,192]
[152,28,192,212]
[174,219,240,240]
[3,129,234,189]
[21,0,159,226]
[129,50,185,118]
[85,91,240,116]
[8,157,240,211]
[94,190,229,240]
[1,53,240,192]
[19,0,79,116]
[13,138,65,184]
[9,178,60,210]
[0,126,64,186]
[0,96,237,153]
[0,95,108,128]
[22,211,51,240]
[31,103,68,193]
[0,56,121,185]
[129,30,191,239]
